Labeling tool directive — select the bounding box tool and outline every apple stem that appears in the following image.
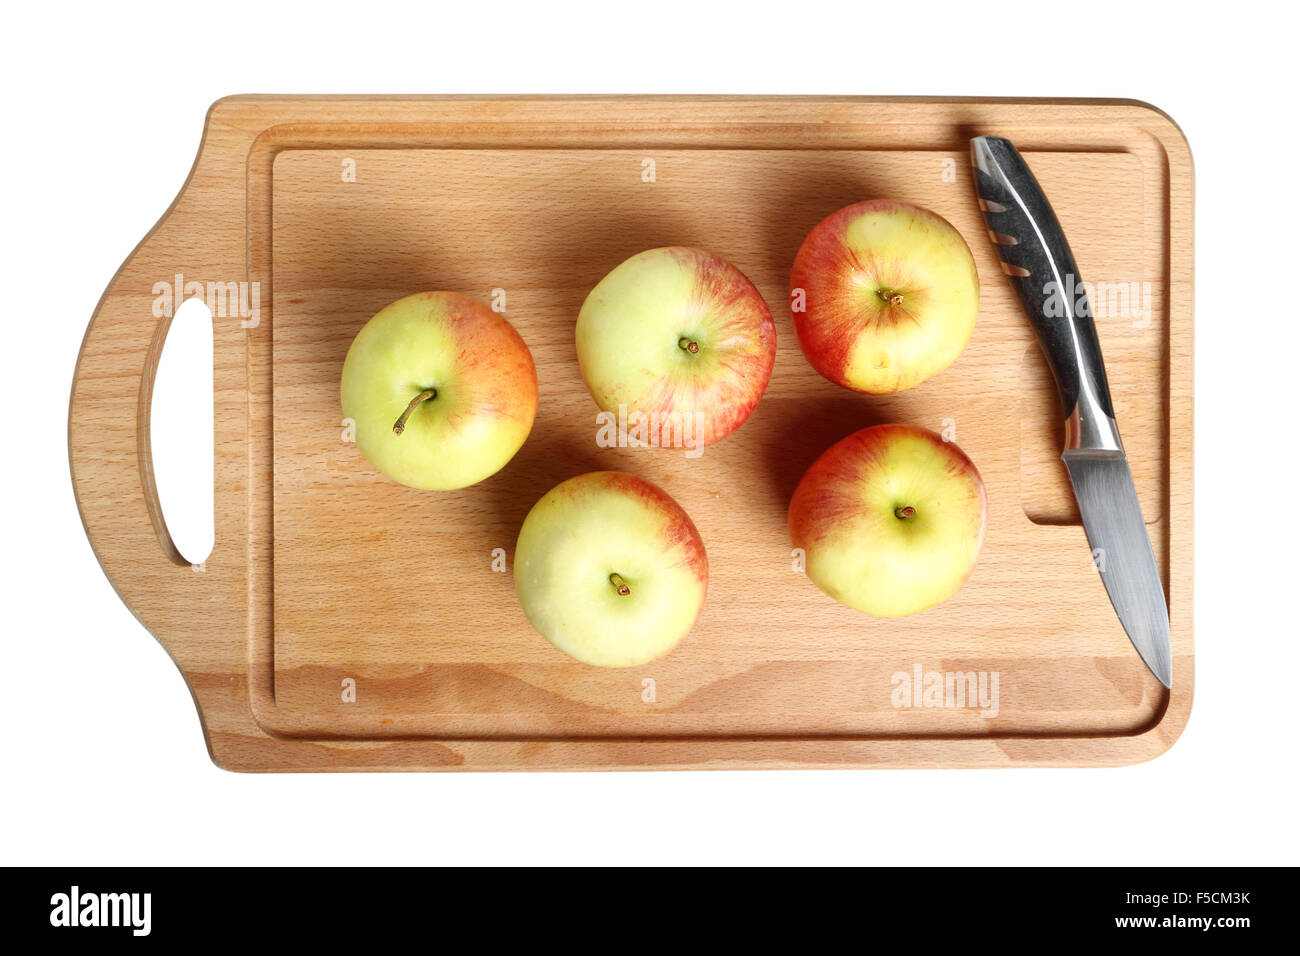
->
[895,506,917,519]
[678,337,700,355]
[609,572,631,596]
[393,388,437,435]
[877,289,905,307]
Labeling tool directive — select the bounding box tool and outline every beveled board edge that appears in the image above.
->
[67,96,1193,771]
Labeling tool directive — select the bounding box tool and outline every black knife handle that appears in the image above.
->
[970,136,1122,453]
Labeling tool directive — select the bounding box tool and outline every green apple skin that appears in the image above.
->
[576,247,776,449]
[788,424,986,617]
[340,292,538,491]
[790,200,979,394]
[514,471,709,667]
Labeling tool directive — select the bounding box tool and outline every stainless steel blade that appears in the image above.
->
[1063,450,1172,687]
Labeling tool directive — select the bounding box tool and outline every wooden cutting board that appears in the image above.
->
[68,96,1193,770]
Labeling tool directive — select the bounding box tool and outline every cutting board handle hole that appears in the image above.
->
[143,295,214,567]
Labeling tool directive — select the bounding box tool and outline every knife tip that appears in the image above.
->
[1141,623,1173,688]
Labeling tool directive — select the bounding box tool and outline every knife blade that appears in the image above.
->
[969,135,1172,687]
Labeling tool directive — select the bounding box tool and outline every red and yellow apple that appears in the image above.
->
[790,200,979,393]
[514,471,708,667]
[788,424,986,617]
[576,247,776,451]
[340,291,537,490]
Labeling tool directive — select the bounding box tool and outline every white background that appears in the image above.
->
[4,1,1297,866]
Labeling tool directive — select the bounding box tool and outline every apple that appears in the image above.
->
[790,200,979,394]
[788,424,986,617]
[576,247,776,451]
[340,291,537,490]
[514,471,708,667]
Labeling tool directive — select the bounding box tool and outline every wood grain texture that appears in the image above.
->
[68,96,1194,770]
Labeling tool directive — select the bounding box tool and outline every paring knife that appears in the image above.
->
[969,135,1172,687]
